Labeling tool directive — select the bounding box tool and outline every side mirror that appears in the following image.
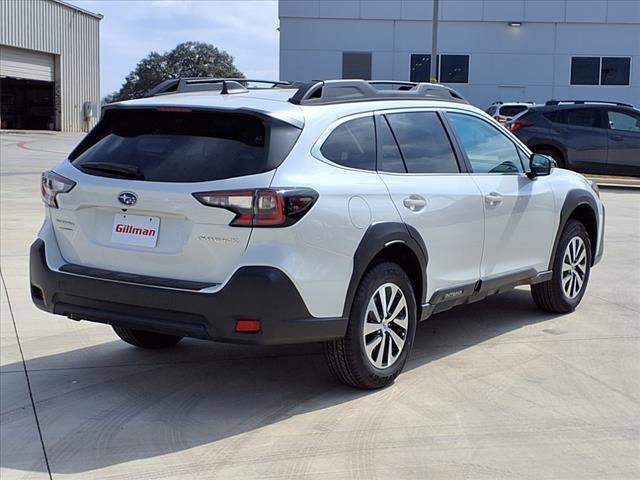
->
[528,153,553,178]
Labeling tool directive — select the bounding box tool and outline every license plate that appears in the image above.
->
[111,214,160,248]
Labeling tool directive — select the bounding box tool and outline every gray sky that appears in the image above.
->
[70,0,279,97]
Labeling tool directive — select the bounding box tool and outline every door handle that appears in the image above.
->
[403,195,427,212]
[485,192,503,207]
[610,135,624,142]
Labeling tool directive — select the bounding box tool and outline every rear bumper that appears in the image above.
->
[29,239,347,345]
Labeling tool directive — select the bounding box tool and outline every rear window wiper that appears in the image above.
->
[79,162,145,180]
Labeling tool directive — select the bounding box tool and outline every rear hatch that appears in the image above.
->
[50,106,300,285]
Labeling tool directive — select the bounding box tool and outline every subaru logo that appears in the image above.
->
[118,192,137,206]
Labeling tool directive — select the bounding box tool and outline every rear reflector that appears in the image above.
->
[235,319,261,333]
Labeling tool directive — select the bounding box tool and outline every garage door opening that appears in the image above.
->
[1,77,55,130]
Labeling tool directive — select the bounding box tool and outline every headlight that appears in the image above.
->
[41,171,76,208]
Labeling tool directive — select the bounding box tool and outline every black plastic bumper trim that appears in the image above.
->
[30,239,347,345]
[59,263,216,291]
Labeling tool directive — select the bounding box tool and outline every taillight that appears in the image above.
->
[193,188,318,227]
[41,171,76,208]
[495,115,507,124]
[509,121,533,132]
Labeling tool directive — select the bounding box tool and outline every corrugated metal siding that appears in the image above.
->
[0,45,55,81]
[0,0,101,131]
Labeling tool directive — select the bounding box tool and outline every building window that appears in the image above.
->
[440,55,469,83]
[601,57,631,85]
[342,52,372,80]
[410,54,434,82]
[410,54,468,83]
[571,57,631,86]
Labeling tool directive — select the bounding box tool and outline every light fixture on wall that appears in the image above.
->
[508,22,522,27]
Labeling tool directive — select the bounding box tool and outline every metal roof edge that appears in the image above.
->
[50,0,104,20]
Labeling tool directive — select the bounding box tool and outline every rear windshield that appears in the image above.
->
[69,108,299,183]
[500,105,528,117]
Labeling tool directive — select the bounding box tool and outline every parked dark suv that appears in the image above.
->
[508,101,640,177]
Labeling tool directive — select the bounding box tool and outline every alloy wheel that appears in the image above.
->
[562,236,588,299]
[362,283,409,368]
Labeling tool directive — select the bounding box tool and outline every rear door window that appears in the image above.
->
[384,111,460,173]
[70,109,300,183]
[565,108,602,128]
[607,110,640,132]
[320,116,376,170]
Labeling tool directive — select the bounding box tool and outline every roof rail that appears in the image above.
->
[288,79,468,106]
[545,99,634,107]
[147,78,293,97]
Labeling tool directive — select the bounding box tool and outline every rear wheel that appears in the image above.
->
[532,220,591,313]
[323,262,417,389]
[112,326,183,349]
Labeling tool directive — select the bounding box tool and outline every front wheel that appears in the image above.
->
[323,262,417,389]
[532,219,592,313]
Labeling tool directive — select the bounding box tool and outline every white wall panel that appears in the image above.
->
[394,21,433,51]
[524,0,566,22]
[565,0,607,23]
[360,1,401,20]
[482,1,525,22]
[319,1,359,19]
[440,0,482,21]
[470,53,555,86]
[281,18,394,51]
[438,22,556,54]
[607,0,640,23]
[556,24,640,55]
[279,0,320,18]
[401,1,433,21]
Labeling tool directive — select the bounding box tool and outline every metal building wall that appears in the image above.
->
[279,0,640,109]
[0,0,101,131]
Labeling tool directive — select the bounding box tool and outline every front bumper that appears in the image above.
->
[29,239,347,345]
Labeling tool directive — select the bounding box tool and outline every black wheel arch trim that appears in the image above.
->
[342,222,428,318]
[549,189,600,270]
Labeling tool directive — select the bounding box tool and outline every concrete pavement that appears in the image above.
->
[1,132,639,479]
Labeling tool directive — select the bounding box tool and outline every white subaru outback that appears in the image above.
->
[31,79,604,389]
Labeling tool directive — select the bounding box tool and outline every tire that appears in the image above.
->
[323,261,417,389]
[534,147,565,168]
[532,219,592,313]
[112,325,183,349]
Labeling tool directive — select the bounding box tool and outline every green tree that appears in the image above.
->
[103,41,244,103]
